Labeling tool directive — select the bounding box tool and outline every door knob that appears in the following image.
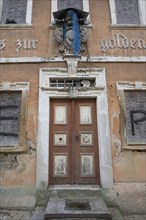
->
[75,135,81,141]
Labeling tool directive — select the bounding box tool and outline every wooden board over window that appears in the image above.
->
[125,90,146,145]
[0,82,29,153]
[117,81,146,150]
[0,91,22,146]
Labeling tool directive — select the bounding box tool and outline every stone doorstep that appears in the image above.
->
[30,206,125,220]
[44,197,112,220]
[108,207,124,220]
[31,206,46,220]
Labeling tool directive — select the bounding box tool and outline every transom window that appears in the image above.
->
[0,0,33,25]
[51,0,90,24]
[49,78,95,88]
[109,0,146,26]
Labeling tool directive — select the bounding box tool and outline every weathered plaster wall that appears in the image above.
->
[89,0,146,57]
[105,63,146,182]
[78,62,146,182]
[0,64,39,185]
[0,61,146,185]
[0,62,67,186]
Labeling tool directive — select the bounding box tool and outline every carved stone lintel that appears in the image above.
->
[69,87,79,97]
[64,56,80,76]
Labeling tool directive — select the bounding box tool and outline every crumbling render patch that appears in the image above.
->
[0,154,18,171]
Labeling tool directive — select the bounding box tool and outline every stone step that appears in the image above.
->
[108,207,124,220]
[49,185,100,198]
[31,206,45,220]
[44,196,112,220]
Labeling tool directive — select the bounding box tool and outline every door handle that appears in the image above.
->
[75,135,81,141]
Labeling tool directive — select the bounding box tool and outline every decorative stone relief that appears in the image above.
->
[69,87,79,98]
[54,9,88,56]
[81,80,90,87]
[65,57,79,76]
[55,26,87,55]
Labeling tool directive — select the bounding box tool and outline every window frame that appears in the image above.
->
[51,0,90,24]
[0,0,33,28]
[117,81,146,150]
[0,82,29,153]
[109,0,146,26]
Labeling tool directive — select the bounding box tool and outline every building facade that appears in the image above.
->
[0,0,146,190]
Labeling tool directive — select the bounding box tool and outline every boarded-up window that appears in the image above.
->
[125,91,146,144]
[1,0,27,24]
[115,0,140,24]
[57,0,83,11]
[0,92,22,146]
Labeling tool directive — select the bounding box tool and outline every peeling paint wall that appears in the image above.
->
[0,64,38,185]
[105,63,146,182]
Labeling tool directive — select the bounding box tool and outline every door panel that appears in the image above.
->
[49,99,100,184]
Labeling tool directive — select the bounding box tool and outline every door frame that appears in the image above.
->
[36,67,113,189]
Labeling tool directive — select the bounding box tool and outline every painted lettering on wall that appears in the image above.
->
[130,110,146,136]
[125,90,146,145]
[0,40,6,50]
[0,105,19,137]
[0,39,38,52]
[101,33,146,52]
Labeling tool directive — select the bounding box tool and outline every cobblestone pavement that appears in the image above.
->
[123,215,146,220]
[0,209,32,220]
[1,208,146,220]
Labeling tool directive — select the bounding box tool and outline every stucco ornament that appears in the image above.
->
[55,9,88,55]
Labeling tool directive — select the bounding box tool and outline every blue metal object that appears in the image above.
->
[64,10,80,56]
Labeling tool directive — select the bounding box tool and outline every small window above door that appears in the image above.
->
[49,78,96,88]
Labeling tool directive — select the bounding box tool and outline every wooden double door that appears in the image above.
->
[49,98,100,184]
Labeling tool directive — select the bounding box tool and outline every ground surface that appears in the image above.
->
[0,183,146,220]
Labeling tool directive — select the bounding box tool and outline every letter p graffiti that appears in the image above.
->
[130,110,146,136]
